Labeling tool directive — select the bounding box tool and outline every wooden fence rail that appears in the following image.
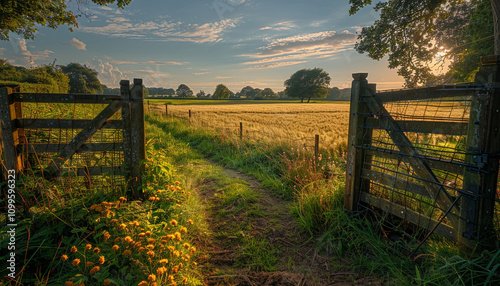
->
[345,56,500,248]
[0,79,146,198]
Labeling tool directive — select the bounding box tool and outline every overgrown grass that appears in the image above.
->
[146,112,500,286]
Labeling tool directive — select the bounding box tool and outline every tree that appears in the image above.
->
[255,88,277,100]
[176,84,193,97]
[327,87,341,100]
[60,63,101,93]
[0,59,22,81]
[349,0,498,87]
[0,0,131,41]
[213,84,231,99]
[196,90,206,98]
[239,86,257,98]
[284,68,331,103]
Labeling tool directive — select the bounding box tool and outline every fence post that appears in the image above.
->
[460,55,500,248]
[0,86,22,174]
[120,80,133,194]
[314,134,319,159]
[165,103,168,118]
[129,79,146,199]
[345,73,371,211]
[240,122,243,140]
[189,110,192,121]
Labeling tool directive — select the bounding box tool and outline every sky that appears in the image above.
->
[0,0,406,93]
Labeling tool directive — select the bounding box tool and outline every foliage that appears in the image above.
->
[327,87,341,100]
[0,0,131,40]
[60,63,102,94]
[212,83,231,99]
[238,86,261,99]
[349,0,495,87]
[195,90,206,98]
[284,68,331,103]
[176,84,194,98]
[254,87,277,100]
[0,59,70,92]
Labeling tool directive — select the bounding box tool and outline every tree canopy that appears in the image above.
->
[213,84,231,99]
[349,0,498,87]
[60,63,102,93]
[284,68,331,103]
[0,59,69,92]
[0,0,131,40]
[176,84,193,97]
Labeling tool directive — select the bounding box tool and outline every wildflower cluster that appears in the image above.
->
[60,243,108,286]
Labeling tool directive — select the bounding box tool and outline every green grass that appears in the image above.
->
[145,112,500,286]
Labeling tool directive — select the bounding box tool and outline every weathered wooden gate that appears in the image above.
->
[345,56,500,247]
[0,79,146,197]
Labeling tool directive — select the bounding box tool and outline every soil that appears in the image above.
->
[195,168,382,286]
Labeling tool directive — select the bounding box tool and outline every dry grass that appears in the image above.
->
[155,102,351,155]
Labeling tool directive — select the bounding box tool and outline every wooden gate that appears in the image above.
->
[0,79,146,197]
[345,56,500,247]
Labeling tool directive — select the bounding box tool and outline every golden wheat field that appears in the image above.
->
[152,102,351,155]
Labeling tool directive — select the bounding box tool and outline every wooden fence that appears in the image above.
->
[345,56,500,248]
[0,79,146,198]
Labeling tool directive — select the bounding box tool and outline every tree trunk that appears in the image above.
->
[493,0,500,55]
[301,98,303,103]
[307,97,311,103]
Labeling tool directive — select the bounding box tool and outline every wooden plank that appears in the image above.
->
[12,93,121,103]
[0,87,18,172]
[362,169,432,199]
[364,93,460,230]
[360,192,457,241]
[366,149,465,176]
[73,166,123,176]
[45,100,122,176]
[345,73,371,210]
[374,86,475,103]
[15,119,122,130]
[120,80,132,192]
[364,118,468,136]
[129,79,146,198]
[22,143,123,153]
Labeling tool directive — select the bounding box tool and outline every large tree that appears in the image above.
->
[349,0,498,87]
[0,0,131,40]
[176,84,193,97]
[284,68,331,103]
[213,84,231,99]
[60,63,102,93]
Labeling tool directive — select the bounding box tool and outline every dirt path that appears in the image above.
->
[196,167,380,286]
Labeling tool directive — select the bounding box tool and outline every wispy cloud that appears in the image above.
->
[193,72,210,75]
[246,61,306,70]
[241,30,357,70]
[111,60,186,65]
[4,38,54,66]
[260,21,296,31]
[81,17,240,43]
[69,38,87,50]
[215,76,232,79]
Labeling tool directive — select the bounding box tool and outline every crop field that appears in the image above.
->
[152,102,351,156]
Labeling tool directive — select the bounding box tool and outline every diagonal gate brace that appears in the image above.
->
[364,93,460,230]
[45,100,122,177]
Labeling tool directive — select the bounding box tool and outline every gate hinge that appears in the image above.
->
[467,148,488,173]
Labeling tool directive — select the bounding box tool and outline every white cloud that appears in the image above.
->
[81,18,240,43]
[215,76,232,79]
[260,21,296,31]
[87,58,125,87]
[69,38,87,50]
[246,61,307,70]
[4,38,54,66]
[193,72,210,75]
[241,30,357,70]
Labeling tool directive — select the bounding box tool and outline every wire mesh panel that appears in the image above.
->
[346,71,500,247]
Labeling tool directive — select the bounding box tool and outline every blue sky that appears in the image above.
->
[0,0,405,93]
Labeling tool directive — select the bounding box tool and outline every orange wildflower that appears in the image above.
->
[123,249,132,256]
[86,261,94,267]
[170,219,178,226]
[70,246,78,253]
[148,274,156,282]
[180,227,187,233]
[72,258,80,267]
[85,244,92,250]
[145,231,152,236]
[119,223,127,229]
[98,256,105,265]
[138,282,147,286]
[159,259,169,264]
[89,266,100,275]
[61,254,68,261]
[93,247,100,254]
[103,232,111,240]
[119,196,127,202]
[110,219,118,223]
[147,250,155,256]
[65,281,74,286]
[146,244,155,250]
[187,219,194,225]
[103,280,111,286]
[112,245,119,251]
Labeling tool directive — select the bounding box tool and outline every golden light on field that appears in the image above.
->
[159,103,351,155]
